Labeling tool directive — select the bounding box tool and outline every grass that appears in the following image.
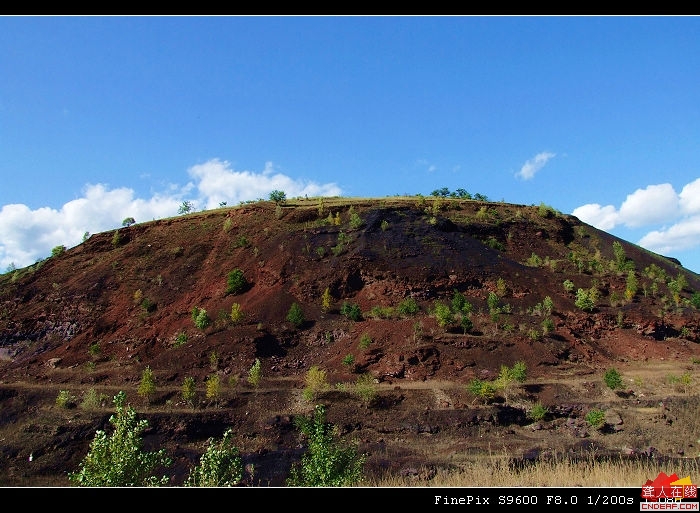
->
[364,451,700,487]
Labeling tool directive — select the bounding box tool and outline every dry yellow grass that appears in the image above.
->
[363,454,700,487]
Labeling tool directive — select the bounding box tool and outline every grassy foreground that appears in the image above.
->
[365,453,700,487]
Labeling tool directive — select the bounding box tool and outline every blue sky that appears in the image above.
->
[2,16,700,274]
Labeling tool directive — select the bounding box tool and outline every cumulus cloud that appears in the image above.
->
[516,152,555,180]
[572,179,700,264]
[638,215,700,255]
[573,183,681,231]
[570,203,619,231]
[679,177,700,215]
[0,160,341,270]
[618,184,679,228]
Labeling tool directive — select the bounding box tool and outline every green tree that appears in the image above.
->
[451,289,467,313]
[111,230,122,247]
[487,292,500,313]
[137,366,156,404]
[340,301,362,321]
[528,402,548,422]
[604,368,624,390]
[230,303,244,324]
[302,365,329,402]
[467,378,496,404]
[226,268,248,295]
[269,190,287,204]
[205,374,220,401]
[433,301,454,329]
[51,245,66,257]
[321,287,332,314]
[495,361,527,404]
[585,408,606,429]
[185,429,243,487]
[287,302,305,328]
[397,297,419,316]
[286,405,365,487]
[69,391,171,486]
[192,306,210,330]
[575,288,597,312]
[353,373,378,405]
[248,358,262,388]
[182,376,196,407]
[122,217,136,227]
[460,315,473,334]
[178,200,194,215]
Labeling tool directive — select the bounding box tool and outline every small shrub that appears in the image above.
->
[80,388,105,410]
[192,307,211,330]
[528,402,548,422]
[174,331,188,347]
[460,315,474,334]
[137,366,156,403]
[286,405,365,487]
[541,317,555,334]
[585,408,606,429]
[691,291,700,309]
[56,390,76,408]
[182,377,196,407]
[205,374,220,401]
[185,428,243,487]
[141,297,156,313]
[269,190,287,204]
[69,391,171,486]
[51,245,66,257]
[303,366,328,401]
[340,302,362,321]
[247,358,262,388]
[226,269,248,295]
[111,230,122,248]
[342,354,355,369]
[321,287,332,313]
[229,303,244,324]
[433,301,454,329]
[397,297,420,316]
[354,373,377,405]
[563,279,575,293]
[603,368,623,390]
[467,378,496,403]
[575,288,597,312]
[178,200,194,215]
[286,302,305,328]
[358,333,372,349]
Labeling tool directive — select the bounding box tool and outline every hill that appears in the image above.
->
[1,195,699,486]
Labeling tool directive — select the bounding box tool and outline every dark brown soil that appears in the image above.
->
[1,197,699,486]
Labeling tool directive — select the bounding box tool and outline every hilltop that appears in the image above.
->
[1,195,699,486]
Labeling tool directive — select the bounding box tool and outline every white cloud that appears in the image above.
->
[0,160,341,270]
[516,152,555,180]
[574,183,681,231]
[189,159,341,210]
[618,184,679,228]
[571,203,620,231]
[638,214,700,255]
[572,178,700,267]
[679,177,700,215]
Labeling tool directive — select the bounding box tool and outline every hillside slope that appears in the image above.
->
[1,196,699,486]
